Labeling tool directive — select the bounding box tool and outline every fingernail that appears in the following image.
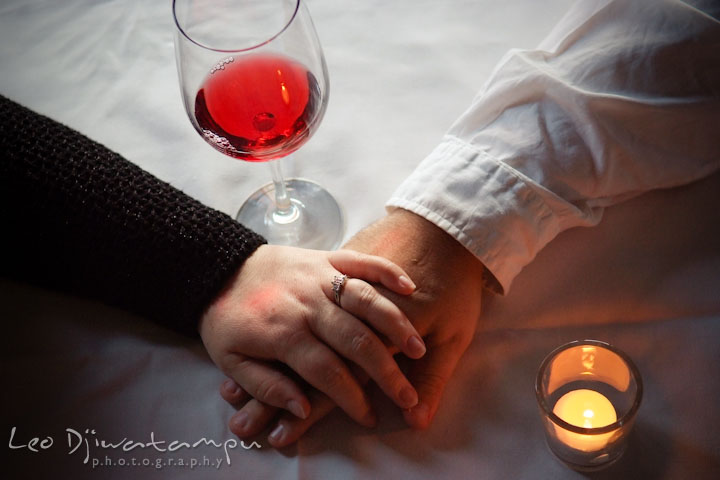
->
[398,275,416,291]
[224,379,240,395]
[407,335,426,358]
[287,400,307,419]
[399,386,419,409]
[231,412,249,432]
[268,423,285,444]
[407,403,430,429]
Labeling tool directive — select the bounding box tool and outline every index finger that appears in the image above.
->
[328,250,416,295]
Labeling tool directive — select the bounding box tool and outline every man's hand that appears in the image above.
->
[222,209,485,446]
[343,209,485,427]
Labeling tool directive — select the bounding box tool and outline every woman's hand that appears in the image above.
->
[200,245,426,427]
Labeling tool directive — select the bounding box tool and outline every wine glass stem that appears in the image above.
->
[268,158,299,224]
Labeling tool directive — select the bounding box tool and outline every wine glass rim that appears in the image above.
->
[172,0,301,53]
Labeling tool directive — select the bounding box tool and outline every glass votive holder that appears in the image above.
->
[535,340,643,472]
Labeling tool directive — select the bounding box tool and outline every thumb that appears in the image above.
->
[402,337,469,429]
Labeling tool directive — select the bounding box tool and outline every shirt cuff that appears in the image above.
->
[386,136,585,294]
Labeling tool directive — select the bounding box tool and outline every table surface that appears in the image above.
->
[2,1,719,478]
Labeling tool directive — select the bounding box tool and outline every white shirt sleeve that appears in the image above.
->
[387,0,720,294]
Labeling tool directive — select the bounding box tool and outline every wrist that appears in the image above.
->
[385,208,501,293]
[345,208,484,291]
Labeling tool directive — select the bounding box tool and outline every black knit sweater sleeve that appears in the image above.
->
[0,95,266,335]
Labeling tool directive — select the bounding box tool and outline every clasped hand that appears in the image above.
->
[200,244,427,428]
[212,210,486,447]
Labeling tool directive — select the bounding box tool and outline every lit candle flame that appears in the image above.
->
[553,389,617,451]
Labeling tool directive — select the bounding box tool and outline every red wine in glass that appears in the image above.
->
[194,53,321,162]
[174,0,344,249]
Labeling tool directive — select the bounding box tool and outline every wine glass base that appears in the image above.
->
[236,178,345,250]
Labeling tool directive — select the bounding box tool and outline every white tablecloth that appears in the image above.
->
[2,1,719,478]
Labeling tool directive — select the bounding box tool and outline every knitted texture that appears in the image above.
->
[0,95,266,335]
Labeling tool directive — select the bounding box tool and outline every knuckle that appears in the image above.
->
[254,376,285,403]
[413,371,447,395]
[347,250,364,263]
[378,257,396,272]
[280,328,307,359]
[220,352,245,372]
[376,363,403,387]
[231,355,253,375]
[320,363,347,390]
[356,284,378,311]
[349,331,375,357]
[385,306,406,329]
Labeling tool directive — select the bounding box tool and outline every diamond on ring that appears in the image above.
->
[331,274,348,306]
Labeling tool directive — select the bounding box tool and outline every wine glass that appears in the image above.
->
[172,0,344,249]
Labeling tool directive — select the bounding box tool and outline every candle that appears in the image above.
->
[553,389,617,452]
[537,341,643,470]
